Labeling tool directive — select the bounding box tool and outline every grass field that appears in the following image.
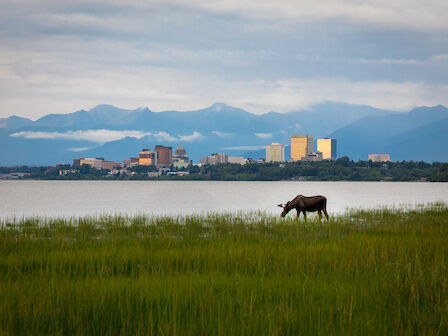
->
[1,204,447,335]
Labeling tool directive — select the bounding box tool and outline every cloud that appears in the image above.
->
[68,146,97,152]
[354,58,418,65]
[178,131,204,142]
[10,129,204,143]
[255,133,273,138]
[431,54,448,62]
[221,145,266,151]
[174,0,448,31]
[0,0,447,119]
[229,78,448,113]
[10,129,151,143]
[153,131,177,142]
[212,130,234,137]
[5,1,447,31]
[153,131,204,142]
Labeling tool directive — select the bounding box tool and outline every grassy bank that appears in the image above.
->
[1,205,447,335]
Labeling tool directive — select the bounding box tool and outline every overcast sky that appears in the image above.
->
[1,0,448,119]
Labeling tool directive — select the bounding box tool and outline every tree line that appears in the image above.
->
[3,157,447,181]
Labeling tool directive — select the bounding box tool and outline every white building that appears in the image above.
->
[368,154,391,162]
[266,143,285,162]
[228,156,247,164]
[199,153,228,165]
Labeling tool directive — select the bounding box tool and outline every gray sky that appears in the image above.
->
[1,0,448,119]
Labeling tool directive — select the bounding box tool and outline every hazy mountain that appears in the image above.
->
[0,102,446,165]
[0,115,33,129]
[382,117,448,162]
[328,105,448,161]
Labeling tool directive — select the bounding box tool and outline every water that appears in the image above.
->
[0,180,447,218]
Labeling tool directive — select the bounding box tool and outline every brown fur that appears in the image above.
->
[277,195,328,221]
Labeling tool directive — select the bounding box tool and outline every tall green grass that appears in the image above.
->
[1,204,447,335]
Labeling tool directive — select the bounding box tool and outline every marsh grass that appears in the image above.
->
[1,204,448,335]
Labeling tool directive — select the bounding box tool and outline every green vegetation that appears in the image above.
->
[1,204,447,335]
[429,163,448,182]
[184,158,441,181]
[4,158,447,181]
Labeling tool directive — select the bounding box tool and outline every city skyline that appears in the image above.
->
[1,102,447,165]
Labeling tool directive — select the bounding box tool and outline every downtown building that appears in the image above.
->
[290,135,313,161]
[172,146,192,168]
[73,158,121,170]
[317,138,337,160]
[155,145,172,167]
[138,149,157,166]
[200,153,228,165]
[265,143,285,162]
[199,153,247,165]
[368,154,391,162]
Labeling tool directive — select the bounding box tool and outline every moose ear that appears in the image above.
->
[277,204,284,208]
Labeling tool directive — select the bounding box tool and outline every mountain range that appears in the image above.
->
[0,102,447,166]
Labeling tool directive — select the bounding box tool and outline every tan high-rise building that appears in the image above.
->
[139,149,157,166]
[317,138,337,160]
[266,143,285,162]
[291,135,313,161]
[155,145,172,167]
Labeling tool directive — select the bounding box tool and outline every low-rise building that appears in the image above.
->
[301,152,323,161]
[228,156,247,164]
[123,157,139,168]
[368,154,391,162]
[167,171,190,176]
[73,158,120,170]
[59,169,78,176]
[200,153,228,165]
[101,160,122,170]
[73,158,103,169]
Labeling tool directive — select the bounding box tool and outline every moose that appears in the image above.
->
[278,195,328,221]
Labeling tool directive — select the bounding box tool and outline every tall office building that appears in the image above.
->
[139,149,157,166]
[291,135,313,161]
[265,143,285,162]
[155,145,172,167]
[317,138,337,160]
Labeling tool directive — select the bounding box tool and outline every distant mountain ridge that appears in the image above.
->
[0,102,447,165]
[328,105,448,161]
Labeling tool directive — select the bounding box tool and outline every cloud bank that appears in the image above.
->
[10,129,204,143]
[0,0,447,118]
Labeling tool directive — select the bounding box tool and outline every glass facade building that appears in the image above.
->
[317,138,337,160]
[291,135,313,161]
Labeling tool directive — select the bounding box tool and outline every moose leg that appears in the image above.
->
[302,211,307,221]
[318,210,322,221]
[323,208,329,220]
[296,208,300,220]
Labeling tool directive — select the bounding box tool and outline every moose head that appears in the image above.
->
[277,201,292,217]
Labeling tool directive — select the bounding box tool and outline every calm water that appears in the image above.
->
[0,180,447,218]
